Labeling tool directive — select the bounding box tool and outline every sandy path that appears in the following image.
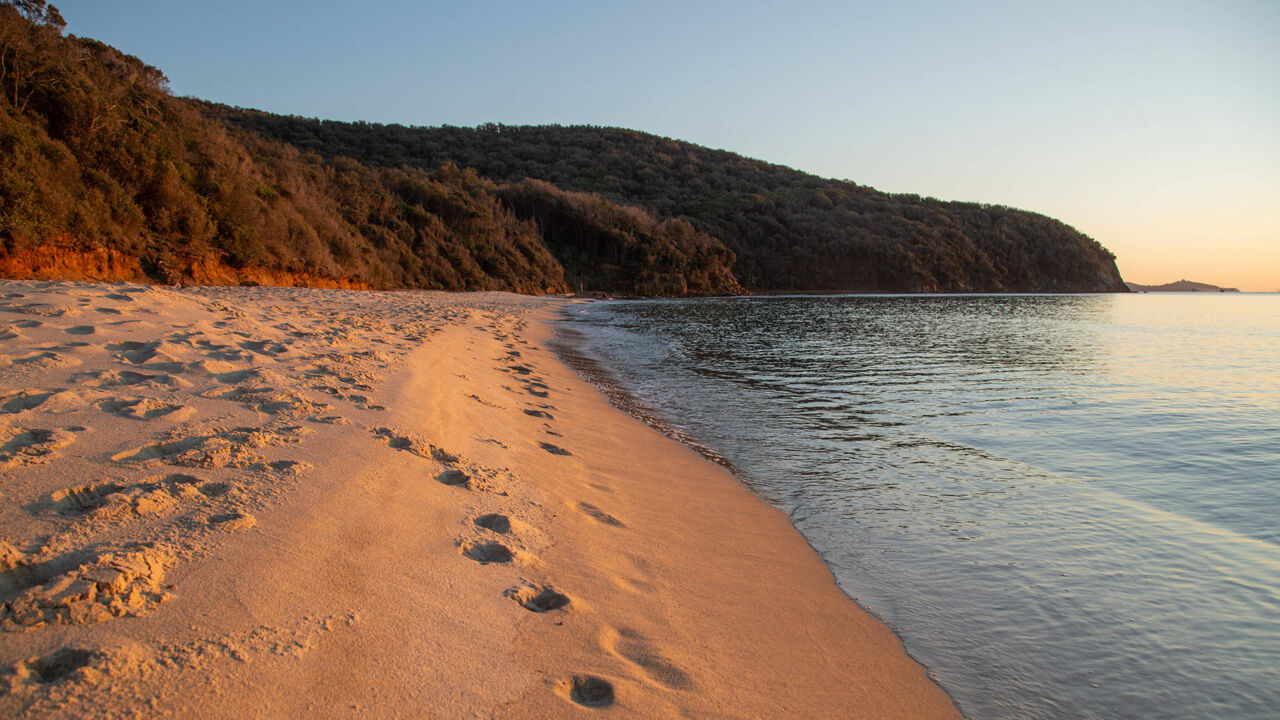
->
[0,281,958,719]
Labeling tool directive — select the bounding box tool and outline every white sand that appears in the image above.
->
[0,281,958,718]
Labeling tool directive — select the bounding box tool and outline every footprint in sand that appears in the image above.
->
[110,436,208,464]
[468,394,503,409]
[370,427,433,457]
[213,385,327,417]
[2,349,79,371]
[266,459,311,475]
[506,583,571,613]
[523,409,553,419]
[0,545,173,628]
[576,502,625,527]
[437,469,470,488]
[98,397,190,421]
[198,481,232,498]
[49,473,212,520]
[0,426,78,469]
[208,511,256,531]
[77,369,190,389]
[238,339,289,356]
[540,442,572,456]
[0,389,60,414]
[459,540,514,564]
[112,426,303,469]
[429,446,459,464]
[10,647,100,685]
[106,340,159,364]
[49,481,129,517]
[557,675,616,709]
[473,513,511,533]
[601,627,692,690]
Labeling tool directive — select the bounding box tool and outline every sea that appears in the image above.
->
[556,293,1279,720]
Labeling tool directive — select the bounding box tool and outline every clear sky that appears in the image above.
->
[55,1,1279,290]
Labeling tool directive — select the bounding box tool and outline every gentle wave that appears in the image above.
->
[560,293,1280,720]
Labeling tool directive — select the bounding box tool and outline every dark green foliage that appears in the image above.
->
[0,4,568,292]
[206,113,1128,292]
[497,179,741,296]
[2,3,1126,295]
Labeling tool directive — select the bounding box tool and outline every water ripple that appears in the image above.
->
[564,293,1280,720]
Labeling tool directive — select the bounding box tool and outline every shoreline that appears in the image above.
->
[550,302,966,712]
[0,282,959,718]
[547,314,740,475]
[548,302,964,704]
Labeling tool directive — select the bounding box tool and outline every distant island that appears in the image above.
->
[1125,280,1240,293]
[0,3,1127,296]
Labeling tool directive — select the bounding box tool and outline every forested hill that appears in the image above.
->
[0,3,737,295]
[1126,280,1240,292]
[204,111,1129,293]
[1,1,1125,295]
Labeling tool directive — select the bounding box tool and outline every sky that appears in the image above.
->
[54,0,1279,290]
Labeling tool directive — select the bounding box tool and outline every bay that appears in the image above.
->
[560,293,1280,720]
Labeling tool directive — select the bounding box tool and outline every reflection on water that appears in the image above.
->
[562,293,1280,720]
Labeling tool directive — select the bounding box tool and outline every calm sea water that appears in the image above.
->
[559,293,1280,720]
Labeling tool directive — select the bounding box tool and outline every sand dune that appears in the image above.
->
[0,281,957,718]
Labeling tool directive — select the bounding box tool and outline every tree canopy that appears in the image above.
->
[1,2,1126,295]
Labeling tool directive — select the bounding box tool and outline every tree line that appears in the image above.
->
[0,2,736,294]
[205,114,1128,293]
[2,2,1126,295]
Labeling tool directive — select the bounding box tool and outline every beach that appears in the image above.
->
[0,281,958,719]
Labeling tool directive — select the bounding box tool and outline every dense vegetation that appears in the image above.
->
[496,179,741,295]
[0,3,732,293]
[2,2,1126,294]
[206,114,1129,293]
[0,3,546,290]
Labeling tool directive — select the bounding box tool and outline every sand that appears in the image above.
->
[0,280,959,719]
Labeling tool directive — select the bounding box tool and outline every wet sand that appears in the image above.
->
[0,281,958,719]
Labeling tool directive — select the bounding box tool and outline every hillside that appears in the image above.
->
[2,1,1126,295]
[0,3,736,295]
[204,111,1129,293]
[1126,280,1240,292]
